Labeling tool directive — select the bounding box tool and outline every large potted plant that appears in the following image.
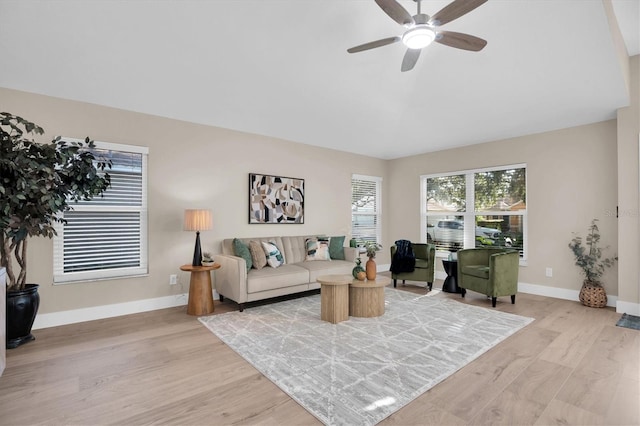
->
[0,112,111,348]
[568,219,617,308]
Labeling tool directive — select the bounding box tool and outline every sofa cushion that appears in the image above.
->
[305,238,331,261]
[262,241,285,268]
[249,240,267,269]
[233,238,252,272]
[328,236,345,260]
[246,264,310,293]
[278,236,309,264]
[461,265,490,279]
[297,260,355,282]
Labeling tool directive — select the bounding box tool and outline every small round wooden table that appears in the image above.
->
[180,263,220,316]
[349,276,390,318]
[317,275,352,324]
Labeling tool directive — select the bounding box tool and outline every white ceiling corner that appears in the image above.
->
[0,0,637,160]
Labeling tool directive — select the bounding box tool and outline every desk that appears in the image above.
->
[441,259,460,293]
[180,263,220,315]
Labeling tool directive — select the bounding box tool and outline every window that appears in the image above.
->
[421,164,526,259]
[53,141,148,283]
[351,174,382,245]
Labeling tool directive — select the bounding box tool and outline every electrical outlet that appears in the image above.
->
[545,267,553,278]
[169,274,178,285]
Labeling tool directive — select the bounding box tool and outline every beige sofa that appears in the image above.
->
[215,236,358,311]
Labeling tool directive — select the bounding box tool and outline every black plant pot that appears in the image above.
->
[6,284,40,349]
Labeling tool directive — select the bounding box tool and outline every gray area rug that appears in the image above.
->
[199,288,534,425]
[616,313,640,330]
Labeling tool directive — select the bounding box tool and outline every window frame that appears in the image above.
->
[351,174,382,246]
[53,140,149,284]
[421,164,527,263]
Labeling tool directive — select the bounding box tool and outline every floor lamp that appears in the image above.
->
[184,209,213,266]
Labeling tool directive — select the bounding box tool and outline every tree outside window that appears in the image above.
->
[422,165,526,257]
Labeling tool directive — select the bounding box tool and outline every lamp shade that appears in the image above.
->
[184,209,212,232]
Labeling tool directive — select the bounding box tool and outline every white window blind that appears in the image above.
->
[53,141,148,283]
[351,174,382,245]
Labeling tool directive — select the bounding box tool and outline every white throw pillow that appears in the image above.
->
[305,238,331,261]
[261,241,284,268]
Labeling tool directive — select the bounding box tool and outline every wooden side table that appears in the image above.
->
[180,263,220,316]
[317,275,352,324]
[349,276,390,318]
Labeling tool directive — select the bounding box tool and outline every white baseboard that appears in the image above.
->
[615,300,640,316]
[32,275,638,330]
[517,281,620,308]
[407,269,628,310]
[33,293,189,330]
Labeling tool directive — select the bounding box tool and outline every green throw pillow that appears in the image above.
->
[233,238,252,272]
[329,236,346,260]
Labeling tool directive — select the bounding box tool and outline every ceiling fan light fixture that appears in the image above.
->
[402,25,436,49]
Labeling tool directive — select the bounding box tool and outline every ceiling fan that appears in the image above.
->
[347,0,488,72]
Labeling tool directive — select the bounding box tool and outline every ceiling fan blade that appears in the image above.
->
[429,0,487,26]
[347,36,401,53]
[375,0,414,26]
[401,48,421,72]
[436,31,487,51]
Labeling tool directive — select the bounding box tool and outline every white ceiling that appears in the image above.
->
[0,0,638,160]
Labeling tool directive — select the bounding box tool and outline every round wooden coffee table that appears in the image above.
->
[317,275,352,324]
[349,276,390,318]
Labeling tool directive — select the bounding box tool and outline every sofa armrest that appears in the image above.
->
[427,244,435,281]
[489,251,519,295]
[214,254,248,304]
[427,244,435,263]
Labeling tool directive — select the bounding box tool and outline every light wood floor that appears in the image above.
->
[1,279,638,425]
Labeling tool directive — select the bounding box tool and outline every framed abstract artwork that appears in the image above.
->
[249,173,305,224]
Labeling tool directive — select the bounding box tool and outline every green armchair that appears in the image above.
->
[457,248,519,307]
[390,243,436,291]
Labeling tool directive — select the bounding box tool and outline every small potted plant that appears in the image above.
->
[363,241,382,280]
[352,258,366,281]
[568,219,617,308]
[365,241,383,259]
[201,252,215,266]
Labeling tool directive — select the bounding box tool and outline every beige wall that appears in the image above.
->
[617,55,640,311]
[388,120,620,295]
[1,88,388,315]
[2,75,637,318]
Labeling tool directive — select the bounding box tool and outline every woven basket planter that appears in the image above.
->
[579,281,607,308]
